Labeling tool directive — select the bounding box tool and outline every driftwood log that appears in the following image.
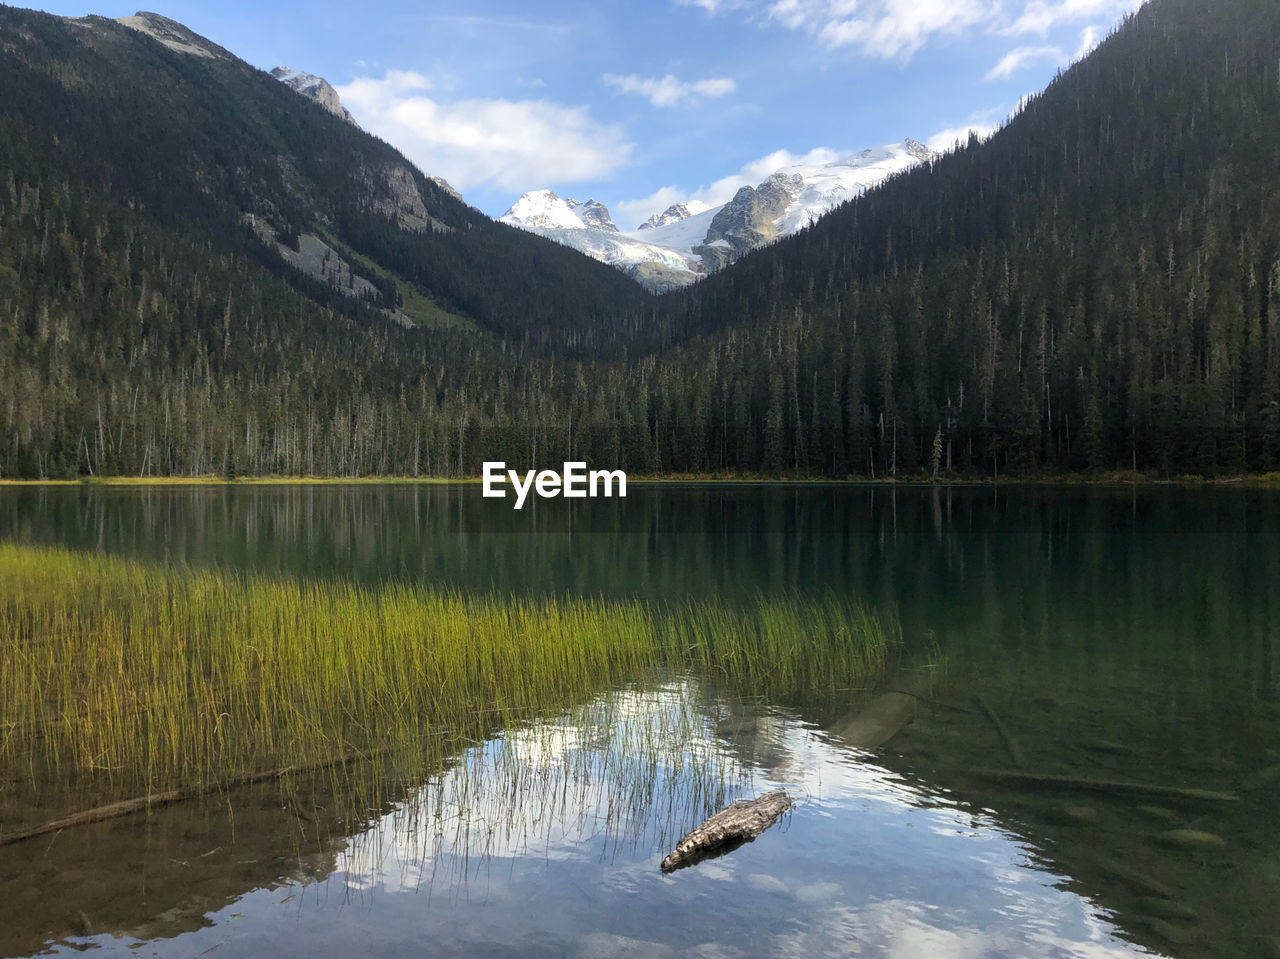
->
[661,789,791,873]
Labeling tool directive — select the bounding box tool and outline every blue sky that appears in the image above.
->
[35,0,1144,227]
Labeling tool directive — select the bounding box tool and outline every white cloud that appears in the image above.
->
[603,73,737,108]
[614,146,840,229]
[769,0,1000,59]
[1074,24,1102,58]
[926,103,1011,152]
[926,123,998,153]
[342,68,433,99]
[984,15,1113,84]
[336,71,632,193]
[1004,0,1144,36]
[694,0,1143,61]
[983,43,1064,81]
[927,93,1051,153]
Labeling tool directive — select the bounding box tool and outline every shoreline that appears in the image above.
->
[1,471,1278,488]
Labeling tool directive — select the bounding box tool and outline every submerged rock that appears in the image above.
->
[1135,805,1181,823]
[794,882,842,905]
[1160,828,1226,850]
[1044,804,1099,826]
[1143,917,1195,946]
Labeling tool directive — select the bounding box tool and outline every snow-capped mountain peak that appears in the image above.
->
[502,190,586,230]
[903,138,935,162]
[502,138,936,291]
[501,191,619,232]
[637,201,710,231]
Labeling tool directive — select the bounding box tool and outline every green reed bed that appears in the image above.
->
[0,543,895,799]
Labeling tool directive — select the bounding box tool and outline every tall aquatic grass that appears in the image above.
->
[0,544,895,799]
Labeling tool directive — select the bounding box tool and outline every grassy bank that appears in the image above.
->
[0,545,894,799]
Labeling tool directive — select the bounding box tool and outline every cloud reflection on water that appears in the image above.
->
[127,680,1152,959]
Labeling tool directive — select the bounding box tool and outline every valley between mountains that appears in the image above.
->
[2,0,1279,481]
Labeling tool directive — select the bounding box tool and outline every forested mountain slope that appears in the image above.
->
[0,8,650,343]
[655,0,1280,476]
[2,0,1278,478]
[0,5,651,476]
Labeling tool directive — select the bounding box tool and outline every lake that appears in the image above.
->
[1,483,1277,959]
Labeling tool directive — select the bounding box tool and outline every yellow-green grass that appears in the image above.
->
[0,544,894,800]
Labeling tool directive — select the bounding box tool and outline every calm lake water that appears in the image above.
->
[1,483,1277,959]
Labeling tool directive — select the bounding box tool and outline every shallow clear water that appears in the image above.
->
[1,484,1277,958]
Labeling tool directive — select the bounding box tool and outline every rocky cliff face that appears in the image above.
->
[694,173,804,270]
[270,66,355,124]
[362,162,440,233]
[268,67,457,230]
[569,199,617,232]
[428,176,463,202]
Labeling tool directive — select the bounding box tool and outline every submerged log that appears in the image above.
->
[974,695,1026,767]
[0,788,186,846]
[829,667,936,751]
[1095,856,1179,899]
[967,769,1237,803]
[661,790,791,873]
[0,749,385,847]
